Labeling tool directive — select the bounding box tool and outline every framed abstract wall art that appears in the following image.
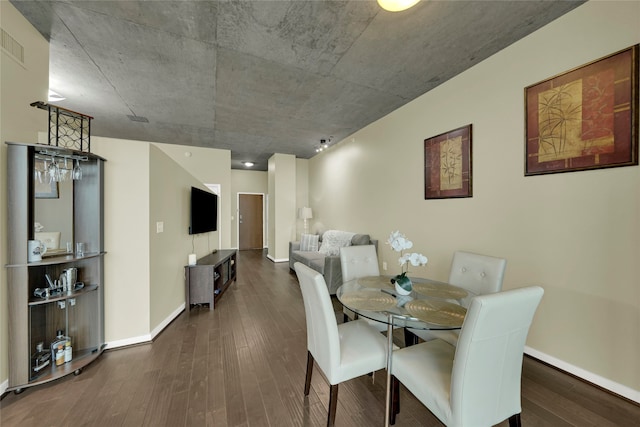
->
[424,124,472,199]
[525,44,639,176]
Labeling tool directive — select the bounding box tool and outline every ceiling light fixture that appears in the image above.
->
[48,89,66,102]
[315,137,333,153]
[243,162,254,167]
[377,0,420,12]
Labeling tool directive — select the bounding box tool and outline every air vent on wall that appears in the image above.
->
[1,28,25,65]
[127,114,149,123]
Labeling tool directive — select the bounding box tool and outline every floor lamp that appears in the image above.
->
[299,207,313,235]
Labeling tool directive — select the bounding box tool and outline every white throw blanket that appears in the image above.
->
[318,230,356,256]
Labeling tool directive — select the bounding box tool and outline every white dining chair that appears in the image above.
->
[408,250,507,346]
[389,286,544,426]
[339,245,387,328]
[294,262,389,427]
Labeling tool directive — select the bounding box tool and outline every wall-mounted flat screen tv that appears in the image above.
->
[189,186,218,234]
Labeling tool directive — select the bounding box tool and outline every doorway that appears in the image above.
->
[238,193,264,250]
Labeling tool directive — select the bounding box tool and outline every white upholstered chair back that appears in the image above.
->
[450,286,544,426]
[294,262,341,383]
[448,251,507,298]
[339,245,380,282]
[407,250,507,345]
[339,245,391,330]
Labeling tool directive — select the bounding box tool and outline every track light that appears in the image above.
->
[315,137,333,153]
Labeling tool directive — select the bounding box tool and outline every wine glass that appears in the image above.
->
[47,156,60,182]
[72,159,83,180]
[58,157,68,182]
[34,163,43,183]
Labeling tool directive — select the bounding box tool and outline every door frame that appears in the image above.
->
[204,183,222,249]
[236,192,266,249]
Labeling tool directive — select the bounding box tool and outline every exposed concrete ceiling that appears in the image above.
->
[11,0,585,170]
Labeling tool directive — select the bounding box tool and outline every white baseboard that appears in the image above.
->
[105,333,151,349]
[105,303,185,350]
[150,303,185,340]
[266,254,288,263]
[525,346,640,404]
[0,379,7,396]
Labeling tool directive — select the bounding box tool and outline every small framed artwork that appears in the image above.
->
[35,180,59,199]
[525,44,639,176]
[424,124,472,199]
[34,159,59,198]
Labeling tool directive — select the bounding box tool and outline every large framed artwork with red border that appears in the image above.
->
[424,124,472,199]
[525,44,639,176]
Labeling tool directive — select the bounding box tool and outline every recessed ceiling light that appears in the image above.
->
[243,162,254,167]
[377,0,420,12]
[48,89,65,102]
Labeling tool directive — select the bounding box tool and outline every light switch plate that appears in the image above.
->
[156,221,164,233]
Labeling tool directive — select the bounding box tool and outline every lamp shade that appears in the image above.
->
[299,207,313,220]
[377,0,420,12]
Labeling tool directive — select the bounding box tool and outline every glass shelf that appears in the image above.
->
[28,284,98,306]
[5,251,106,268]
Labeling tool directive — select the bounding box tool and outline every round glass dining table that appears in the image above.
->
[336,276,474,427]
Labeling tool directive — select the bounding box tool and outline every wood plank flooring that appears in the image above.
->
[1,249,638,426]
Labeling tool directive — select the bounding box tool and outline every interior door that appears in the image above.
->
[239,194,263,250]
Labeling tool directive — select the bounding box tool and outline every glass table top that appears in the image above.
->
[337,276,474,330]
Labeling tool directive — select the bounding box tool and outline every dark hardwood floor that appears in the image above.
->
[2,249,638,426]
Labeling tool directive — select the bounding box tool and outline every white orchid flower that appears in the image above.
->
[408,252,428,267]
[399,252,428,267]
[387,231,413,252]
[387,230,402,243]
[388,231,428,276]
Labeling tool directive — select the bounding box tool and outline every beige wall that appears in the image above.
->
[0,1,49,392]
[268,153,296,261]
[295,158,310,239]
[230,169,268,248]
[92,137,151,344]
[92,137,222,345]
[309,1,640,400]
[153,143,231,251]
[149,144,208,330]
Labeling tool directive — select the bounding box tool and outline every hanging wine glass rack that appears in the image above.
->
[30,101,93,152]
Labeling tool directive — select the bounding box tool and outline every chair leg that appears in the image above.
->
[304,351,314,396]
[328,384,339,427]
[508,413,522,427]
[389,375,400,425]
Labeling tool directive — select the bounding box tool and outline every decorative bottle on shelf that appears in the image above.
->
[64,339,73,363]
[31,342,51,376]
[50,330,69,361]
[55,344,65,366]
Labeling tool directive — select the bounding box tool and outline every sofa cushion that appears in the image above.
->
[319,230,356,256]
[351,234,371,246]
[300,233,320,251]
[291,250,326,272]
[309,257,326,274]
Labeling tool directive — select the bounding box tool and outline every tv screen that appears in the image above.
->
[189,187,218,234]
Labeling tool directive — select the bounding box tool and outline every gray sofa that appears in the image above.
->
[289,232,378,294]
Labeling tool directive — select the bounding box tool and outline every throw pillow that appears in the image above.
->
[351,234,371,246]
[318,230,356,256]
[300,233,320,252]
